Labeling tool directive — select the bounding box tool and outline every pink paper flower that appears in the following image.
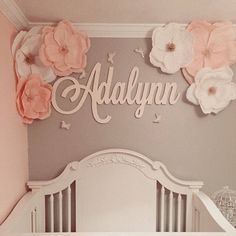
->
[16,74,52,124]
[39,20,90,76]
[182,21,236,84]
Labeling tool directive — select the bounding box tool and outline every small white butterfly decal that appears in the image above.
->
[79,70,86,79]
[134,48,145,58]
[107,52,116,65]
[153,113,161,123]
[61,121,71,130]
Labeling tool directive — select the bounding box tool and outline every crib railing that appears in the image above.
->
[43,181,77,232]
[156,185,188,232]
[2,181,234,233]
[0,149,235,233]
[30,181,191,233]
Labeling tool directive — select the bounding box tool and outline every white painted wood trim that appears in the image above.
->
[11,21,236,38]
[1,149,235,233]
[193,192,236,232]
[29,22,186,38]
[168,191,173,232]
[160,186,165,232]
[1,233,235,236]
[0,0,28,29]
[27,149,204,193]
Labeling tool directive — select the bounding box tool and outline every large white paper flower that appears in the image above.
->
[12,26,56,83]
[149,23,193,74]
[186,67,236,114]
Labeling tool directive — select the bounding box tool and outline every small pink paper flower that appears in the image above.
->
[182,21,236,84]
[39,20,90,76]
[16,74,52,124]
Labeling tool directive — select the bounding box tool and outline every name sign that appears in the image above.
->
[52,63,181,123]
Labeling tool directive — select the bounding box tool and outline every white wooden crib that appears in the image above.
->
[0,149,235,234]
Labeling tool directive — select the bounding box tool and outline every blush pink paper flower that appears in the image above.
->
[16,74,52,124]
[182,21,236,84]
[39,20,90,76]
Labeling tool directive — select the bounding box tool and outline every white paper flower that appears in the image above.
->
[149,23,193,74]
[12,26,56,83]
[186,67,236,114]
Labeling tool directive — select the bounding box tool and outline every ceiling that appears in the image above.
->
[14,0,236,24]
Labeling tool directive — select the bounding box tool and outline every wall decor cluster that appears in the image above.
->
[12,20,236,124]
[12,20,90,124]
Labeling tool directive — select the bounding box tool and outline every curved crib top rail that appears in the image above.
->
[28,149,203,195]
[2,149,234,233]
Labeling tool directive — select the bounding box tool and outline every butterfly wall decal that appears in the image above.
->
[107,52,116,65]
[60,120,71,130]
[134,47,145,58]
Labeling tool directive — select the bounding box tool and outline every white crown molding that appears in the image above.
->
[0,0,28,29]
[29,22,187,38]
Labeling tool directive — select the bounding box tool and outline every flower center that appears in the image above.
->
[25,54,35,65]
[25,88,38,102]
[27,96,33,102]
[25,91,34,102]
[203,48,211,57]
[166,42,176,52]
[208,86,217,96]
[60,45,69,54]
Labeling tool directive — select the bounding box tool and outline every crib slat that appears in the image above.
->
[31,208,36,233]
[50,194,54,232]
[185,194,192,231]
[59,191,63,232]
[160,186,165,232]
[76,179,79,231]
[168,191,173,232]
[38,197,45,232]
[177,194,182,232]
[67,186,71,232]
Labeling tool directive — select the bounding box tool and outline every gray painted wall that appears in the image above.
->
[28,38,236,195]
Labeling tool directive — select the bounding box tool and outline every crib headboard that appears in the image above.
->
[24,149,203,233]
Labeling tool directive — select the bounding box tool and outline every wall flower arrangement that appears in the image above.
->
[12,19,236,124]
[150,21,236,114]
[12,20,90,124]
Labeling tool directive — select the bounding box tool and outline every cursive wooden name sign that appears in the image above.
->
[52,63,181,123]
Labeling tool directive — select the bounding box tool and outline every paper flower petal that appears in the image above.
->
[186,84,199,105]
[12,31,27,56]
